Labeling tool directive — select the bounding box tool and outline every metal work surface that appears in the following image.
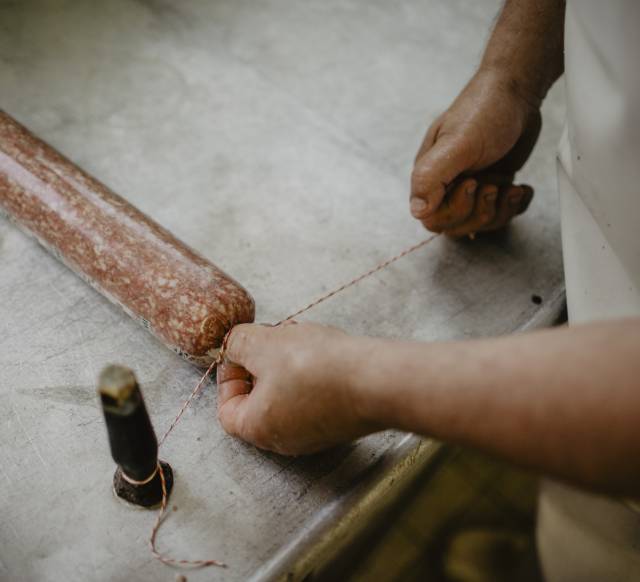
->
[0,1,566,580]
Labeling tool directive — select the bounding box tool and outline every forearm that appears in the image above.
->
[351,319,640,496]
[480,0,565,105]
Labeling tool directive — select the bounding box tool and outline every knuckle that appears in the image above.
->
[228,327,248,354]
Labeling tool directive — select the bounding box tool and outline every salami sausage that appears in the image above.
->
[0,110,255,366]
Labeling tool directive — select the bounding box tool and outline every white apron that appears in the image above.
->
[537,1,640,580]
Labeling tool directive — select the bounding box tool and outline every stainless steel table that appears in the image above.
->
[0,1,566,580]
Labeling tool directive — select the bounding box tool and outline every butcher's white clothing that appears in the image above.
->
[537,0,640,580]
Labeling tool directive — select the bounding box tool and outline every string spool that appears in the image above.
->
[98,365,174,508]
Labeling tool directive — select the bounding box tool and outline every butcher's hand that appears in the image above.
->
[216,322,377,456]
[411,69,541,237]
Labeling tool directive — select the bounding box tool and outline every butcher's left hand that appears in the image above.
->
[216,322,379,455]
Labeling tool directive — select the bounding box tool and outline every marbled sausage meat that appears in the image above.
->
[0,110,254,366]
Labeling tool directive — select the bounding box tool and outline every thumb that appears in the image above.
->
[411,133,479,218]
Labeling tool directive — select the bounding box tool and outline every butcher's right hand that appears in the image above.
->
[411,68,541,237]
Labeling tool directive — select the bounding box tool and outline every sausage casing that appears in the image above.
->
[0,110,255,366]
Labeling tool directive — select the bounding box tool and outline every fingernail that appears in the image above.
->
[410,198,428,216]
[466,184,476,196]
[484,192,498,203]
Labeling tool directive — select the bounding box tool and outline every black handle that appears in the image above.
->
[99,365,158,482]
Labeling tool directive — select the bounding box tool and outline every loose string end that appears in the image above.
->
[149,461,228,569]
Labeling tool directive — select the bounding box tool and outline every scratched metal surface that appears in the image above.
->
[0,1,566,580]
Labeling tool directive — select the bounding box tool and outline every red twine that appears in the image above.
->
[149,234,439,569]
